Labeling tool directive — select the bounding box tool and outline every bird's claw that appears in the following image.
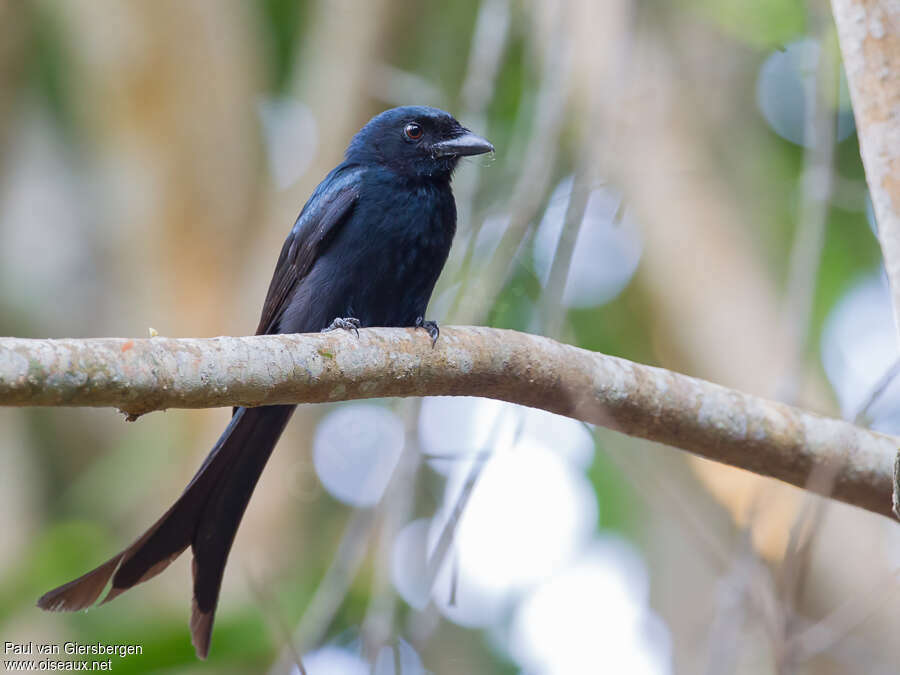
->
[415,317,440,347]
[322,316,361,337]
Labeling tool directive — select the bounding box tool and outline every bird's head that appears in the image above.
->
[345,106,494,180]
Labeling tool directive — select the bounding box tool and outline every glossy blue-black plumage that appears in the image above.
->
[38,106,492,659]
[264,106,472,334]
[276,163,456,332]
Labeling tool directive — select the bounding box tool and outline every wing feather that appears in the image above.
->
[255,176,359,336]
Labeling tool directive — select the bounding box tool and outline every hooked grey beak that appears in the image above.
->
[432,131,494,157]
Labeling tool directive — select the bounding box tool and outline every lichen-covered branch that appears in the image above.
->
[0,327,896,519]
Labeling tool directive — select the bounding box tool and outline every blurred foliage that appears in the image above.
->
[257,0,309,92]
[390,0,481,98]
[684,0,806,48]
[0,523,112,626]
[28,4,76,136]
[588,445,640,535]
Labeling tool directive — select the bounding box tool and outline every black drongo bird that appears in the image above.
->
[37,106,493,658]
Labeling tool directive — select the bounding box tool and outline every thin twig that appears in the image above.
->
[787,567,900,662]
[593,428,733,569]
[436,0,510,310]
[424,408,519,595]
[424,456,485,595]
[703,529,759,675]
[776,9,837,404]
[778,461,839,610]
[452,0,511,233]
[451,8,574,324]
[774,458,841,670]
[246,571,307,675]
[289,509,376,654]
[853,358,900,426]
[538,168,593,338]
[361,400,422,660]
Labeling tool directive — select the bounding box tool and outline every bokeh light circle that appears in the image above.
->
[313,403,405,507]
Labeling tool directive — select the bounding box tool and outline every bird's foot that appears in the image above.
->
[322,317,361,337]
[415,317,440,347]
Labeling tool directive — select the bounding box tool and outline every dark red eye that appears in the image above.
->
[403,122,423,140]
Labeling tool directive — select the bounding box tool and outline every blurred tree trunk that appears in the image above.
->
[57,0,264,338]
[49,0,265,519]
[0,1,28,181]
[613,19,840,561]
[564,6,805,669]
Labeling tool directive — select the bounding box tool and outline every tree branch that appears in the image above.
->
[831,0,900,521]
[831,0,900,337]
[0,327,896,519]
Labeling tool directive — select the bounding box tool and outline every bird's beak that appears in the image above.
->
[432,131,494,157]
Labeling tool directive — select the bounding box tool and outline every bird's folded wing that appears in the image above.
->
[255,173,359,336]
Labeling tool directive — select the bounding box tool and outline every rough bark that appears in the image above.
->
[831,0,900,518]
[832,0,900,336]
[0,327,896,520]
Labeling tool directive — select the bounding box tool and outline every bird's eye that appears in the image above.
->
[403,122,424,141]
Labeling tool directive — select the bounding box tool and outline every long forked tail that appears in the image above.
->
[37,405,295,659]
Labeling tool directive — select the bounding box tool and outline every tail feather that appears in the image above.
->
[36,554,123,612]
[37,405,295,659]
[189,405,294,657]
[190,559,215,660]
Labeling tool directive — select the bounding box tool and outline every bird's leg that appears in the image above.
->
[322,316,361,338]
[415,316,440,347]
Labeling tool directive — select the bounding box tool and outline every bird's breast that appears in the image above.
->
[338,181,456,326]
